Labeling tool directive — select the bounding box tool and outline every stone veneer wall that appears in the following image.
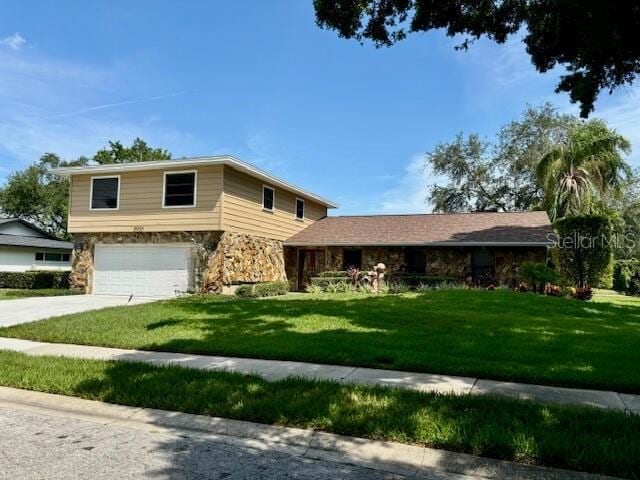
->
[205,231,286,293]
[313,245,547,286]
[71,231,286,294]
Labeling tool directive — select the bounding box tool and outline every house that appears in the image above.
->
[0,218,73,272]
[283,212,554,290]
[52,156,553,296]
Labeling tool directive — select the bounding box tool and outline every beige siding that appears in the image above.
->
[68,165,223,233]
[221,166,327,240]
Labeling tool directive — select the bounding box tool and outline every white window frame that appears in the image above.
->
[162,170,198,209]
[89,175,120,211]
[295,197,305,221]
[262,185,275,212]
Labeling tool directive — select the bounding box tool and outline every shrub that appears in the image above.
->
[317,271,348,278]
[310,277,349,289]
[553,214,614,288]
[520,262,558,292]
[386,274,457,287]
[387,281,410,294]
[235,284,257,298]
[253,281,290,297]
[235,281,290,298]
[305,284,324,295]
[613,260,640,294]
[572,286,594,301]
[543,283,562,296]
[0,271,70,289]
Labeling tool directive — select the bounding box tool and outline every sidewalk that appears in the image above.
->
[0,386,617,480]
[1,336,638,413]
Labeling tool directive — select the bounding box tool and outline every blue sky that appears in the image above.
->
[1,1,639,215]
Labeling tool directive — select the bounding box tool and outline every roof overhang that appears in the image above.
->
[283,241,554,247]
[50,155,338,209]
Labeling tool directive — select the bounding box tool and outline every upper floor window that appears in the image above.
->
[90,176,120,210]
[295,198,304,220]
[263,185,275,212]
[164,171,196,208]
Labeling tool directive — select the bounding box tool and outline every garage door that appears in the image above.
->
[93,244,194,297]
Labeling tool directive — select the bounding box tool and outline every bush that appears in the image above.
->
[387,281,410,294]
[0,271,70,289]
[235,281,290,298]
[553,214,614,288]
[572,286,594,301]
[613,260,640,294]
[310,277,349,289]
[317,271,348,278]
[386,274,457,287]
[520,262,558,292]
[235,284,257,298]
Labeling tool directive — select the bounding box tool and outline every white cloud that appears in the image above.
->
[1,33,26,50]
[377,155,434,214]
[0,48,204,178]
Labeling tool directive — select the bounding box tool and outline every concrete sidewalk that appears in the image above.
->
[0,386,618,479]
[1,337,638,414]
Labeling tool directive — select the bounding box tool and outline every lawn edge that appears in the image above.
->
[0,386,611,480]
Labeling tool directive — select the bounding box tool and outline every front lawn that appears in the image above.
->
[2,289,640,393]
[0,351,638,477]
[0,288,80,300]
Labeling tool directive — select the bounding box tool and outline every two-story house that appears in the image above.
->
[52,156,337,296]
[53,155,553,297]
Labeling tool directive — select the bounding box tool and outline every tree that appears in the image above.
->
[426,104,576,213]
[0,154,88,238]
[553,214,614,288]
[93,137,171,164]
[314,0,640,116]
[0,138,171,238]
[536,120,631,220]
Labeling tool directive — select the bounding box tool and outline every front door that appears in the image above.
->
[471,248,495,285]
[297,249,325,291]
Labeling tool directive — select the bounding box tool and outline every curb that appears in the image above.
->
[0,386,617,480]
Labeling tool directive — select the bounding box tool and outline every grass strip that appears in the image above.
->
[2,290,640,393]
[0,350,638,478]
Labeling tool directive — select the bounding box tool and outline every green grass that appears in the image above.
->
[0,351,638,478]
[2,289,640,393]
[0,288,80,300]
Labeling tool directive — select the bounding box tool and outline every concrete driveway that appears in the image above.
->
[0,295,160,328]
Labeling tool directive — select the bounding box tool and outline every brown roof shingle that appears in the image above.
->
[284,211,553,246]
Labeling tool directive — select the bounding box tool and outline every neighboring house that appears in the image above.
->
[52,156,553,297]
[0,218,73,272]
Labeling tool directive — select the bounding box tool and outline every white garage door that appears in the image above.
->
[93,244,194,297]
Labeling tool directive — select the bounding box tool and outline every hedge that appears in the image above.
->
[0,271,70,290]
[235,281,290,298]
[310,277,349,289]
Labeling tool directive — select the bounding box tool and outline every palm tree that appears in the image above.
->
[536,120,631,220]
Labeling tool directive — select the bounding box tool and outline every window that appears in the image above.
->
[263,185,275,211]
[295,198,304,220]
[90,176,120,210]
[35,252,70,262]
[405,247,427,274]
[164,171,196,207]
[342,249,362,270]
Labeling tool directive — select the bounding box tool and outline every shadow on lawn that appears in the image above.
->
[67,359,639,479]
[135,291,640,393]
